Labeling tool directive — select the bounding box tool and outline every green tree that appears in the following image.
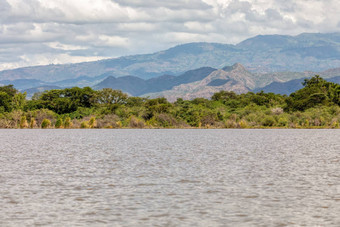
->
[286,75,340,111]
[0,85,18,112]
[95,88,128,105]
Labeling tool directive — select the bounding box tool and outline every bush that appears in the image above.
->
[156,113,177,128]
[271,107,283,115]
[331,119,339,128]
[225,119,237,128]
[89,117,96,128]
[278,117,288,127]
[55,118,63,128]
[238,119,248,128]
[129,115,144,128]
[30,117,36,128]
[64,117,72,128]
[262,116,275,127]
[20,116,28,128]
[80,121,89,128]
[31,109,56,127]
[116,121,122,128]
[96,114,119,128]
[41,119,51,129]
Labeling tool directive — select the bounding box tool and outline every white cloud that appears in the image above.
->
[47,42,88,51]
[97,35,129,47]
[1,0,340,71]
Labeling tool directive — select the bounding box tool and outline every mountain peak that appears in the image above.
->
[222,63,247,72]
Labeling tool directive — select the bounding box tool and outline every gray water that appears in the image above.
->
[0,129,339,226]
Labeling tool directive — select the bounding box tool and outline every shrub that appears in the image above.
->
[89,117,96,128]
[30,118,36,128]
[129,115,144,128]
[156,113,177,128]
[64,117,72,128]
[331,119,339,128]
[41,119,51,129]
[262,116,275,127]
[20,116,28,128]
[278,117,288,127]
[271,107,283,115]
[225,119,237,128]
[116,121,122,128]
[55,118,63,128]
[31,109,56,126]
[238,119,248,128]
[201,113,217,127]
[96,114,119,128]
[80,121,89,128]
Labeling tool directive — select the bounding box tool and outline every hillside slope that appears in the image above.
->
[1,32,340,82]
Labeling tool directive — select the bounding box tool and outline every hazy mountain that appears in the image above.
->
[23,85,63,98]
[328,76,340,84]
[0,79,46,90]
[52,74,108,88]
[94,76,147,96]
[141,64,340,101]
[94,67,216,96]
[1,32,340,82]
[253,78,305,95]
[254,75,340,95]
[18,63,340,100]
[144,63,253,101]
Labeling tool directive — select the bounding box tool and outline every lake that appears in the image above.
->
[0,129,339,226]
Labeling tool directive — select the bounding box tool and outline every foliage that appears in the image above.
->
[41,119,51,129]
[30,117,36,129]
[286,75,340,111]
[95,88,128,105]
[20,116,28,128]
[55,118,63,129]
[0,75,339,129]
[88,117,96,128]
[0,85,18,112]
[64,117,72,128]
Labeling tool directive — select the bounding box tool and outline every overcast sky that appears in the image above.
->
[1,0,340,71]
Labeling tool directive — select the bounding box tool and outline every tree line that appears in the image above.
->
[0,75,339,129]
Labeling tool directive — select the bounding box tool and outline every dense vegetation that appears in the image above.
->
[0,75,339,129]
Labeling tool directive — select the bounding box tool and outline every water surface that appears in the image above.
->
[0,129,339,226]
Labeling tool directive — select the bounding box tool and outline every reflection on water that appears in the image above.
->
[0,129,339,226]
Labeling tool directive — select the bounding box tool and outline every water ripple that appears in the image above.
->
[0,129,339,226]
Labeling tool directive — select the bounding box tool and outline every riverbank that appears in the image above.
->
[1,76,339,129]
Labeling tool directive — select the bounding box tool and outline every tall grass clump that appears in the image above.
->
[55,118,63,128]
[41,119,51,129]
[64,117,72,128]
[20,116,28,128]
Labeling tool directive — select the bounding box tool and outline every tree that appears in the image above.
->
[211,90,237,101]
[12,92,27,110]
[0,85,18,112]
[286,75,340,111]
[95,88,128,105]
[33,87,96,114]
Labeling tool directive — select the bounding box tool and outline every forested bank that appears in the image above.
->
[0,75,339,129]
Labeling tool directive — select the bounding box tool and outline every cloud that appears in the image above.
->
[0,0,340,71]
[114,0,211,10]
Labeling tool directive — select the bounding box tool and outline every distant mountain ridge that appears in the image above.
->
[254,76,340,95]
[1,32,340,83]
[3,63,340,99]
[94,67,216,96]
[143,64,340,101]
[144,63,256,101]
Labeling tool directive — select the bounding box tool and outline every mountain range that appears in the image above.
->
[144,64,340,101]
[0,32,340,99]
[4,63,337,100]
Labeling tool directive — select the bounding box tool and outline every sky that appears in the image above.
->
[1,0,340,71]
